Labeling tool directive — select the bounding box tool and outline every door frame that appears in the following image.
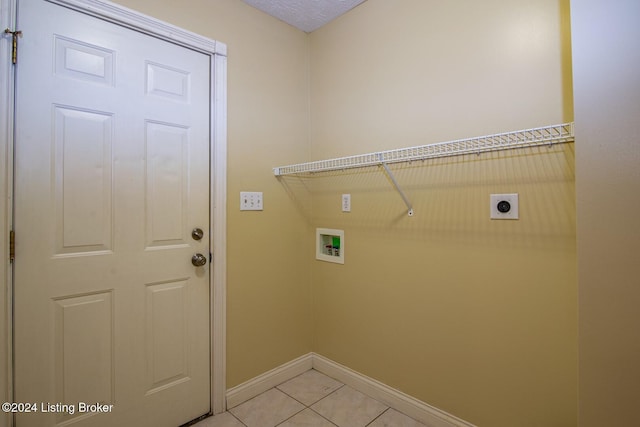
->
[0,0,228,424]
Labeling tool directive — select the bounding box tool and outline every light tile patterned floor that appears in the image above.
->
[193,369,426,427]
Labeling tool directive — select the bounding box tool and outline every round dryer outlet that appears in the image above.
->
[490,193,519,219]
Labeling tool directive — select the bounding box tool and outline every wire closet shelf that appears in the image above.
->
[273,122,575,176]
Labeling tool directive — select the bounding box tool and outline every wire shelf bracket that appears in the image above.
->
[273,122,575,216]
[379,154,414,216]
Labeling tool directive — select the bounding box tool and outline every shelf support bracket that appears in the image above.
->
[378,154,414,217]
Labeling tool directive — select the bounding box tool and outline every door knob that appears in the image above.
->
[191,228,204,241]
[191,253,207,267]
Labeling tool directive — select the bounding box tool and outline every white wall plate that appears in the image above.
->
[490,193,519,220]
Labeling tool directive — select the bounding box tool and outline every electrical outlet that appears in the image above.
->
[240,192,263,211]
[490,193,519,219]
[342,194,351,212]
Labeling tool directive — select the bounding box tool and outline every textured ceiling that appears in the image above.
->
[242,0,368,33]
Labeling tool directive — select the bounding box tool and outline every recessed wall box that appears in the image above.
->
[316,228,344,264]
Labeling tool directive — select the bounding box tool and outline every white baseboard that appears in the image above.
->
[226,353,313,409]
[226,352,475,427]
[312,353,476,427]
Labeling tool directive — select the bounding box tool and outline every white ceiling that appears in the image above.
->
[242,0,368,33]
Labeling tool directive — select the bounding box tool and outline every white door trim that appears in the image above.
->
[0,0,227,422]
[0,1,17,426]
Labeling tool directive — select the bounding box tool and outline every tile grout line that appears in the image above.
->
[228,410,248,427]
[305,383,347,425]
[274,382,345,427]
[211,369,428,427]
[308,383,388,427]
[364,407,391,427]
[308,383,347,407]
[275,374,396,427]
[306,406,340,427]
[273,405,307,427]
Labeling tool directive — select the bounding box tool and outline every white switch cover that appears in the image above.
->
[342,194,351,212]
[490,193,519,219]
[240,192,263,211]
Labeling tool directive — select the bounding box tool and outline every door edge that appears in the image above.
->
[1,0,17,425]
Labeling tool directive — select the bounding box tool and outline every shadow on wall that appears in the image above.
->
[277,143,575,252]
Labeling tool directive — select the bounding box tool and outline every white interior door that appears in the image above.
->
[13,0,211,425]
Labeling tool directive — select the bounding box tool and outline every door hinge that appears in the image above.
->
[9,230,15,263]
[4,28,22,64]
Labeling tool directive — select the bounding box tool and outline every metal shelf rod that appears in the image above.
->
[273,122,574,177]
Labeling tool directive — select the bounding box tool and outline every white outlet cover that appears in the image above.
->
[490,193,519,219]
[342,194,351,212]
[240,191,263,211]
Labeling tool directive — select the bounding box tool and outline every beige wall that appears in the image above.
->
[571,1,640,425]
[111,0,314,387]
[3,0,637,425]
[1,1,584,426]
[99,0,578,425]
[308,1,576,426]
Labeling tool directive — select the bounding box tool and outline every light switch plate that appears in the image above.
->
[240,192,263,211]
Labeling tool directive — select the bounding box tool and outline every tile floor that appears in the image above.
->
[193,369,426,427]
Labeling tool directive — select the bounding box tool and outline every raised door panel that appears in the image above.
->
[53,292,114,425]
[145,280,189,394]
[145,122,189,249]
[53,106,113,256]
